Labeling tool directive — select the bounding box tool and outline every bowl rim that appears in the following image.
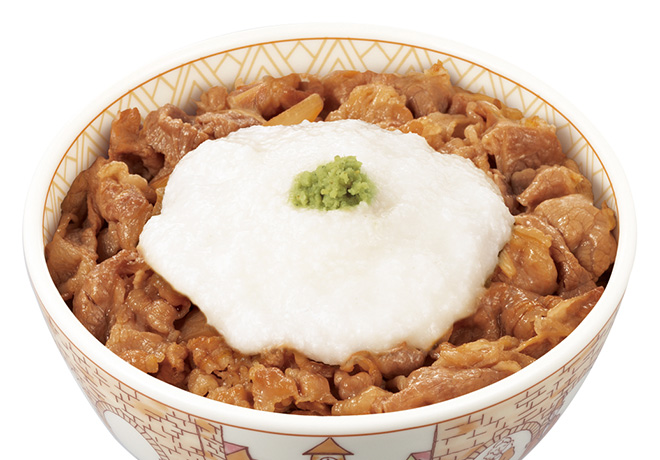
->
[23,22,637,436]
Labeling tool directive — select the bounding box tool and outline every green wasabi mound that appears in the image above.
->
[290,155,375,210]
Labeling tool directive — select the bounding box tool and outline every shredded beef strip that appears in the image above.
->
[533,194,617,280]
[517,164,593,210]
[108,108,164,180]
[325,83,414,128]
[481,116,566,179]
[227,73,324,120]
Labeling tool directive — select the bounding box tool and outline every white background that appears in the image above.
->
[3,1,658,458]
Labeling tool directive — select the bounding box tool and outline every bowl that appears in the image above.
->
[23,24,636,460]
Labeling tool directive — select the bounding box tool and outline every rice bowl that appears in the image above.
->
[23,24,636,459]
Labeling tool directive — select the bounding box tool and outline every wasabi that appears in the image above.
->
[289,155,375,210]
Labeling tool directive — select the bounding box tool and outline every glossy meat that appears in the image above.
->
[534,194,617,279]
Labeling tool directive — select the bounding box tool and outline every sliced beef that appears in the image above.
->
[195,85,229,114]
[449,87,523,121]
[193,109,264,139]
[377,366,510,412]
[388,61,454,117]
[249,363,299,412]
[516,214,597,297]
[325,83,413,128]
[45,158,105,299]
[517,164,593,210]
[518,286,603,358]
[533,194,617,279]
[227,73,324,120]
[450,283,552,345]
[481,116,566,178]
[321,69,388,112]
[89,160,156,258]
[322,62,453,117]
[72,249,145,342]
[494,216,559,295]
[142,104,209,183]
[399,111,472,151]
[106,322,188,383]
[431,336,534,371]
[108,108,163,180]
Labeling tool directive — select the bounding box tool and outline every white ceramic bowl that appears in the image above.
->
[23,24,635,460]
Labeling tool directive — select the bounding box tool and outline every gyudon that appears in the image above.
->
[45,62,617,415]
